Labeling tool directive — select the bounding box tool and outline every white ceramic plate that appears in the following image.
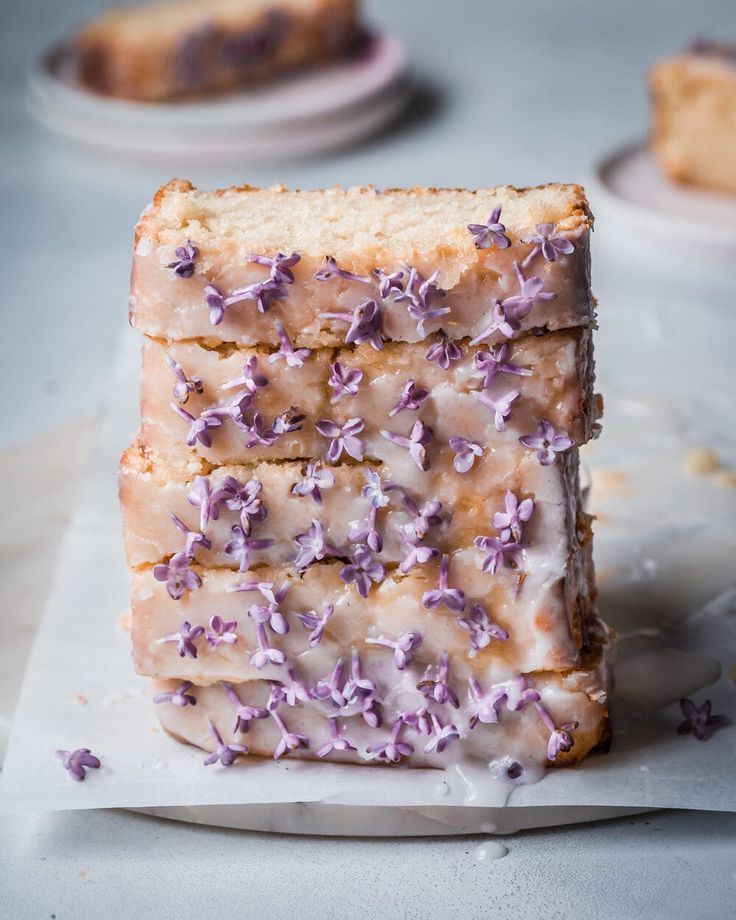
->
[26,35,409,160]
[590,141,736,271]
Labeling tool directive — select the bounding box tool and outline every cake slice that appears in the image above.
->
[130,181,594,347]
[75,0,364,102]
[130,530,595,685]
[137,330,598,468]
[151,617,611,769]
[651,42,736,194]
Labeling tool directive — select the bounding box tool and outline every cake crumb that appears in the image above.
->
[74,693,88,705]
[595,566,619,585]
[682,447,720,476]
[118,611,132,631]
[714,470,736,488]
[590,468,630,503]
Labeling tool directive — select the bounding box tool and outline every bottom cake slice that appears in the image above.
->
[151,618,611,771]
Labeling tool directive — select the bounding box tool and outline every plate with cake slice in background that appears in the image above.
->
[591,39,736,274]
[25,0,411,161]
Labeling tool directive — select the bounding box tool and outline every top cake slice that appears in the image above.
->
[130,180,594,347]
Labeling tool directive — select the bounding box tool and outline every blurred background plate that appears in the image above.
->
[26,34,409,161]
[591,140,736,273]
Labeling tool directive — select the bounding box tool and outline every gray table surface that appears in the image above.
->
[2,1,736,917]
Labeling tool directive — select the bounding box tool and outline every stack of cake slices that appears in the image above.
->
[121,180,610,775]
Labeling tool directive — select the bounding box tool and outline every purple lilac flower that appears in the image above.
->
[225,275,286,315]
[467,676,540,728]
[248,621,287,669]
[472,387,520,432]
[347,504,383,553]
[519,419,574,465]
[272,408,305,438]
[323,299,384,351]
[422,554,465,612]
[399,528,439,574]
[328,361,363,402]
[268,319,311,367]
[467,206,511,250]
[366,630,422,670]
[316,718,357,758]
[535,702,578,760]
[314,255,372,284]
[275,402,306,434]
[457,604,509,657]
[242,413,279,449]
[221,355,269,396]
[313,658,347,708]
[448,436,484,473]
[204,284,227,325]
[156,620,205,658]
[217,476,267,532]
[291,462,335,505]
[423,714,461,755]
[316,417,366,463]
[203,720,248,766]
[153,554,201,600]
[186,475,221,531]
[271,711,309,759]
[167,240,199,278]
[677,698,728,741]
[342,649,377,706]
[426,333,461,369]
[401,496,443,540]
[340,544,386,597]
[362,469,390,508]
[55,748,101,782]
[399,707,432,736]
[165,354,203,404]
[469,301,522,345]
[471,264,556,345]
[367,718,414,763]
[472,344,532,387]
[493,491,535,542]
[503,262,556,317]
[222,683,269,733]
[231,580,290,634]
[270,668,312,708]
[521,223,575,264]
[389,378,430,416]
[293,518,338,569]
[474,535,524,575]
[393,267,450,336]
[171,404,223,448]
[296,604,334,648]
[416,651,459,708]
[206,615,238,648]
[249,251,301,285]
[168,513,211,558]
[224,525,274,572]
[380,420,434,471]
[373,267,405,298]
[153,681,197,707]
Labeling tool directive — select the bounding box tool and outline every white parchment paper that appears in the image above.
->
[1,328,734,815]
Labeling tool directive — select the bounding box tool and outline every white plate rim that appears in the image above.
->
[26,33,407,130]
[592,139,736,247]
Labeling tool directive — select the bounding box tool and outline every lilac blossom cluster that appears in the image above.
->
[474,489,535,582]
